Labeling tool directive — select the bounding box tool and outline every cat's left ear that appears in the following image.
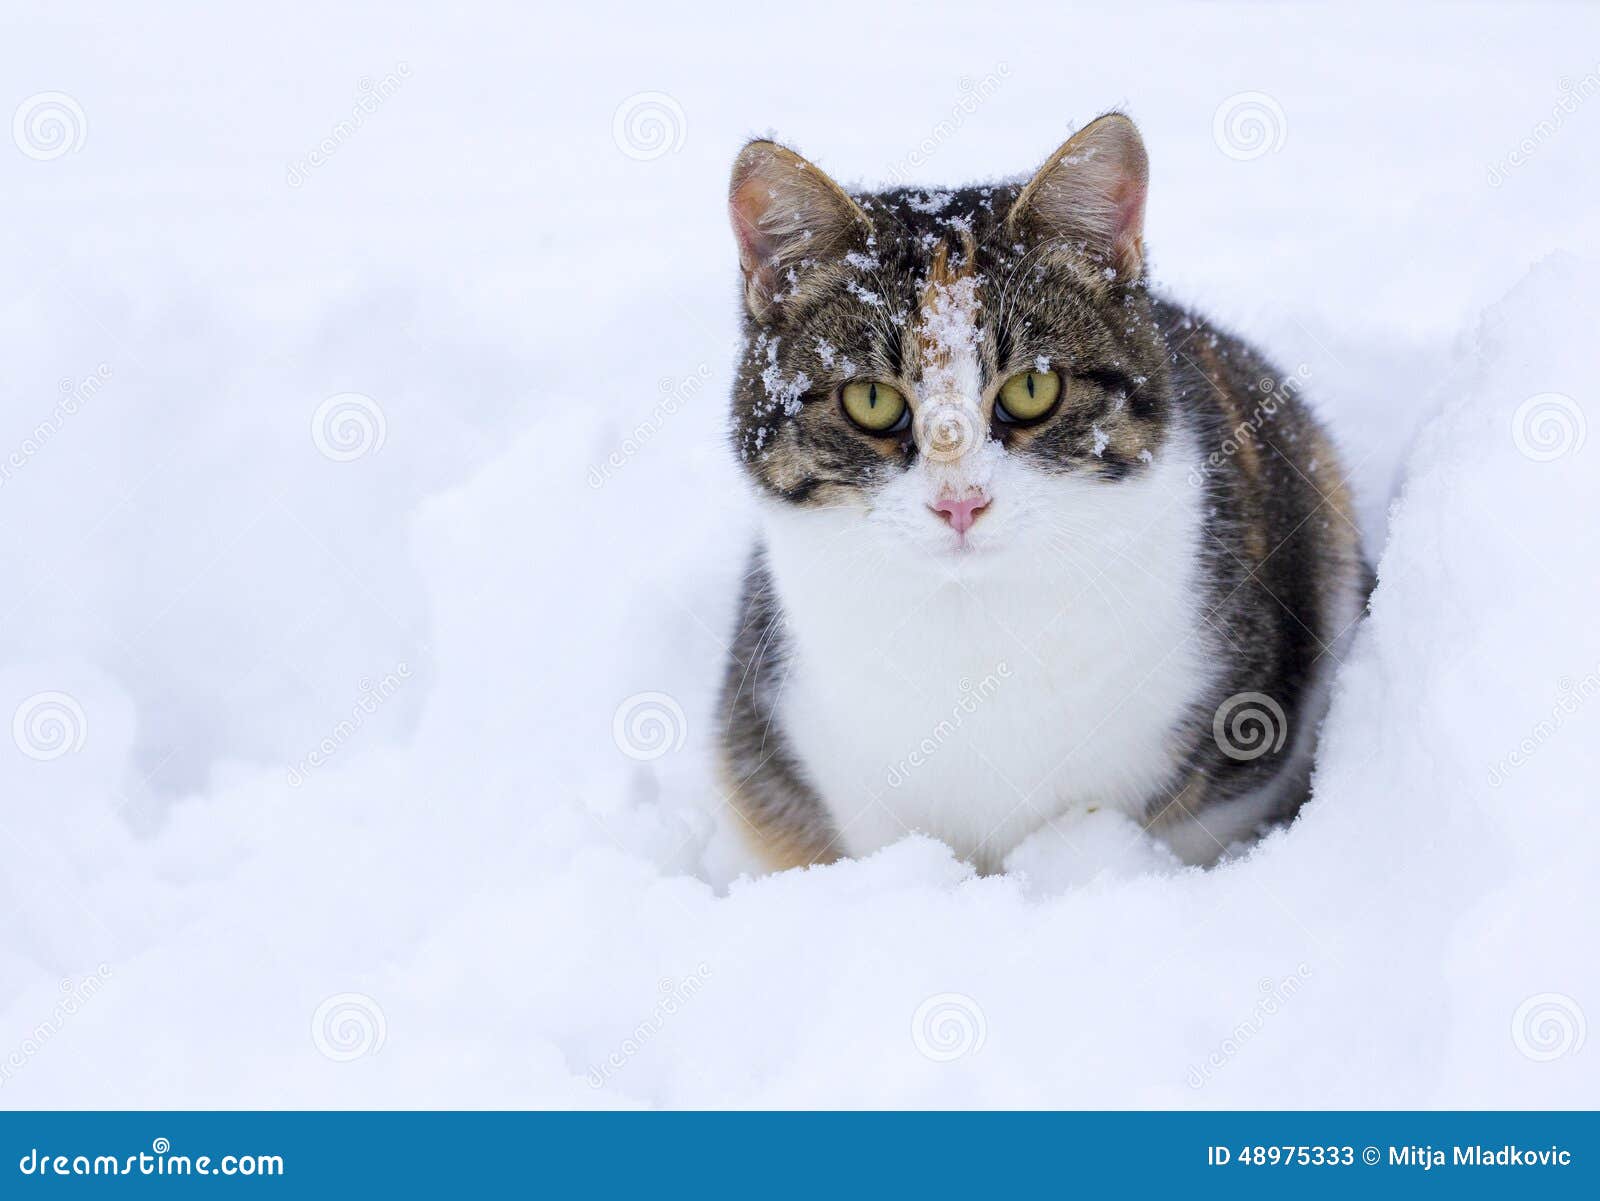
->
[1008,113,1149,281]
[729,140,870,319]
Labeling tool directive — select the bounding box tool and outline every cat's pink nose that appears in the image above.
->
[930,493,989,535]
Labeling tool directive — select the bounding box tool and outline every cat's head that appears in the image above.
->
[726,114,1177,567]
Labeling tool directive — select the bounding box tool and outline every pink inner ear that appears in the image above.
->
[1110,177,1146,263]
[1112,178,1144,232]
[1018,117,1150,278]
[729,177,776,272]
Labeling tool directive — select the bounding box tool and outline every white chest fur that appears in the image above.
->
[759,436,1214,872]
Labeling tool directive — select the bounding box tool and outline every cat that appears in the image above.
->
[717,113,1370,874]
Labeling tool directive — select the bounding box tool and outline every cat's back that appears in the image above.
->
[1153,295,1365,593]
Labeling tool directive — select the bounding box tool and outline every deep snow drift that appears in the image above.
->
[1,2,1596,1107]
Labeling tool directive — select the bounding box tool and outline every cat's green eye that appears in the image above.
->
[840,380,909,434]
[996,370,1063,424]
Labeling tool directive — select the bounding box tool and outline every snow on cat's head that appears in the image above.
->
[724,114,1177,569]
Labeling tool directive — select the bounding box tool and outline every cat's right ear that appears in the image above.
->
[1008,114,1149,281]
[728,140,869,320]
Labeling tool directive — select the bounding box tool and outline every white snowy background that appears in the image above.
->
[1,1,1596,1107]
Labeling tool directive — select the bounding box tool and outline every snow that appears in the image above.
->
[844,280,885,307]
[1,2,1598,1108]
[906,190,955,215]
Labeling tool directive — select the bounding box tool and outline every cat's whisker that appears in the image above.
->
[729,609,789,717]
[1048,521,1175,596]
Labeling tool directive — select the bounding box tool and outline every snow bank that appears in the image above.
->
[2,253,1593,1108]
[1,3,1596,1108]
